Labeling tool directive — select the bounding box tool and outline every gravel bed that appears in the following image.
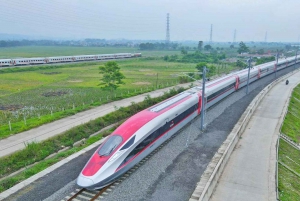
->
[4,66,297,201]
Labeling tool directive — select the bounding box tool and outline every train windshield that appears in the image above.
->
[98,135,123,156]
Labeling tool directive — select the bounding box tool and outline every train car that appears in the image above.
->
[74,55,97,61]
[114,53,132,59]
[97,54,115,60]
[47,56,75,63]
[14,57,46,65]
[205,76,238,108]
[0,59,13,67]
[132,53,142,57]
[256,62,274,78]
[77,89,201,189]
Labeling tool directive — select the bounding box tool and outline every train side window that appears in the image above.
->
[120,136,136,150]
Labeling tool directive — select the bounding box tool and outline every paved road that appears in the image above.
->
[0,82,195,157]
[210,70,300,201]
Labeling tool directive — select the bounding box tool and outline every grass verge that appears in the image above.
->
[278,84,300,201]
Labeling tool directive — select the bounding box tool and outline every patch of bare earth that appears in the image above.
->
[132,82,151,85]
[67,80,83,83]
[42,91,68,97]
[41,72,62,75]
[0,105,23,111]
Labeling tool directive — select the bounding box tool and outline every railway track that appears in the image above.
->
[61,122,190,201]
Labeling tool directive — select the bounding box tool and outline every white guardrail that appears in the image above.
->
[189,67,300,201]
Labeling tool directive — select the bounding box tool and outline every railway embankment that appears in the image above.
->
[278,85,300,201]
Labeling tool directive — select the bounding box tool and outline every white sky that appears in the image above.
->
[1,0,300,42]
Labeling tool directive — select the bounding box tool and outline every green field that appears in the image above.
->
[0,58,197,137]
[0,47,236,138]
[0,46,181,59]
[278,84,300,201]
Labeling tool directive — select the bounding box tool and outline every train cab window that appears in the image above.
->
[120,136,136,150]
[98,135,123,156]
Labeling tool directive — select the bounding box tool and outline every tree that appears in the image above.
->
[181,47,188,55]
[230,44,234,49]
[257,49,264,55]
[196,62,207,73]
[204,44,212,51]
[236,60,247,69]
[237,41,249,54]
[163,55,169,61]
[198,41,203,51]
[99,61,125,94]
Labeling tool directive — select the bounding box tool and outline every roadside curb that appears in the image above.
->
[189,68,300,201]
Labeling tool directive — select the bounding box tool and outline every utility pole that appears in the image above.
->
[166,13,170,44]
[295,49,298,70]
[200,66,207,131]
[275,50,279,78]
[246,57,252,94]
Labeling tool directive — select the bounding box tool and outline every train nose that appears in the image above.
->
[77,175,94,187]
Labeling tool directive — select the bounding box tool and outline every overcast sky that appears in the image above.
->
[1,0,300,42]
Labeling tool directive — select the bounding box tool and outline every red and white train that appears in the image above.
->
[77,55,299,189]
[0,53,142,67]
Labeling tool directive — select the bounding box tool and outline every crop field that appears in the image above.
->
[0,49,235,138]
[0,46,181,59]
[278,84,300,201]
[0,58,195,137]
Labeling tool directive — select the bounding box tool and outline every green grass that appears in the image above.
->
[0,56,236,138]
[278,140,300,201]
[281,85,300,143]
[278,84,300,201]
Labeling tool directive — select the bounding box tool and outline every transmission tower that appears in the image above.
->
[209,24,213,44]
[166,13,170,44]
[264,31,268,42]
[233,29,236,43]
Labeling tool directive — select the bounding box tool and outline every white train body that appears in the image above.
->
[0,59,13,67]
[0,53,141,67]
[14,57,46,65]
[77,55,300,190]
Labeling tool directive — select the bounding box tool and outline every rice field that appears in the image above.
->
[0,58,199,135]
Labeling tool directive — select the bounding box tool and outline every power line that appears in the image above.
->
[233,29,236,43]
[264,31,268,42]
[209,24,212,43]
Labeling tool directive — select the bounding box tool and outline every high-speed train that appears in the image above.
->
[0,53,142,67]
[77,55,299,189]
